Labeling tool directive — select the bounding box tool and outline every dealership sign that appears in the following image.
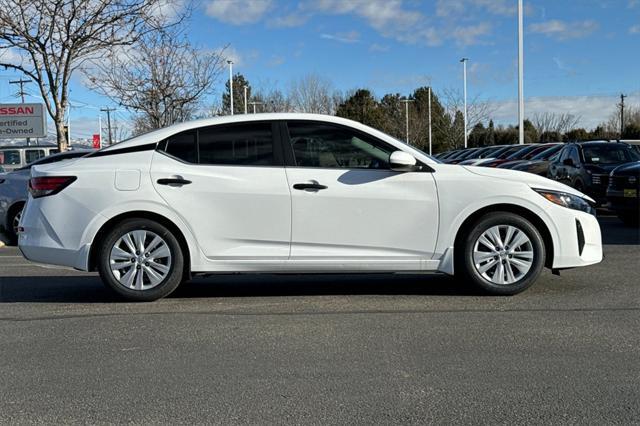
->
[0,103,47,139]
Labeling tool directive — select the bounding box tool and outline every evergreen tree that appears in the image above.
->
[222,73,251,115]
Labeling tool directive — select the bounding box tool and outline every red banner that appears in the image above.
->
[92,134,101,149]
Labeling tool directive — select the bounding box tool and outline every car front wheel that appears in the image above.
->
[97,218,185,301]
[456,212,545,295]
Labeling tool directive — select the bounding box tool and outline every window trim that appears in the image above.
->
[280,119,431,172]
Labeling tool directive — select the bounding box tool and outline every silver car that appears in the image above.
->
[0,149,91,243]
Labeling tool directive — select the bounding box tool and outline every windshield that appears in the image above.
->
[17,151,91,171]
[531,144,563,160]
[497,146,525,159]
[582,144,640,165]
[505,145,538,160]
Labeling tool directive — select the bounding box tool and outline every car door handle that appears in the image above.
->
[293,182,328,191]
[157,177,192,186]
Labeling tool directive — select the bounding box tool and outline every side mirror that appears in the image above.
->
[563,158,574,167]
[389,151,418,172]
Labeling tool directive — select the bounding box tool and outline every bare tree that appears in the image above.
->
[288,74,337,114]
[0,0,180,150]
[87,28,225,134]
[532,112,581,140]
[440,88,496,130]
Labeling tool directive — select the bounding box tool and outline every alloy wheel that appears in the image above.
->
[472,225,534,285]
[12,209,22,236]
[109,230,172,290]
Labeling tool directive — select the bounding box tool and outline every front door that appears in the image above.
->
[151,121,291,260]
[282,120,438,270]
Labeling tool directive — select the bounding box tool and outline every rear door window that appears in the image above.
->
[163,131,197,163]
[198,122,274,166]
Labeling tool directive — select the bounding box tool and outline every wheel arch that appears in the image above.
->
[453,203,555,269]
[88,210,192,280]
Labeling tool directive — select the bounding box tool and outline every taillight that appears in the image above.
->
[28,176,77,198]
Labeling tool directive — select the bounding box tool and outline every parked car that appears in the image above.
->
[19,114,602,301]
[473,145,532,167]
[0,149,91,242]
[606,161,640,226]
[0,145,60,171]
[498,143,561,169]
[444,147,483,164]
[548,141,640,204]
[437,150,462,160]
[511,144,565,176]
[457,145,508,166]
[443,148,477,163]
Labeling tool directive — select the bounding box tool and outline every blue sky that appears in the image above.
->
[1,0,639,139]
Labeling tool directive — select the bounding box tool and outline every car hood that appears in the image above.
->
[463,165,593,202]
[610,161,640,176]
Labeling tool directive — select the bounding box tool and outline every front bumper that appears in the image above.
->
[550,208,602,269]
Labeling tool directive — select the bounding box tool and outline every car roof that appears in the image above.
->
[97,113,438,164]
[102,114,393,150]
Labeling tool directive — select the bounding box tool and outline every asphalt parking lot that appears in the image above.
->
[1,216,639,424]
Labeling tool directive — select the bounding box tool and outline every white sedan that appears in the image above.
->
[18,114,602,301]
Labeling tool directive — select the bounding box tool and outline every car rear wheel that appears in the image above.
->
[97,218,185,301]
[456,212,545,295]
[6,203,24,244]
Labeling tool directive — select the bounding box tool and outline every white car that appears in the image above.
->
[18,114,602,301]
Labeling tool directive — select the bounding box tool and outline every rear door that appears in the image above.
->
[281,120,438,270]
[151,121,291,260]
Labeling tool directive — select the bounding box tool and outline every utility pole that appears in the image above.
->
[460,58,469,148]
[100,107,116,146]
[620,93,627,138]
[400,98,414,145]
[428,86,433,155]
[249,101,263,114]
[227,60,234,115]
[98,115,102,149]
[244,86,248,114]
[9,78,32,145]
[517,0,525,145]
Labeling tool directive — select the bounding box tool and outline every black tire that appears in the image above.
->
[5,203,24,245]
[97,218,185,301]
[455,212,546,295]
[619,212,639,227]
[574,179,584,192]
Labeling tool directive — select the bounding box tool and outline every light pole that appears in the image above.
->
[460,58,468,148]
[517,0,524,144]
[227,60,234,115]
[400,98,414,145]
[243,86,248,114]
[428,86,433,155]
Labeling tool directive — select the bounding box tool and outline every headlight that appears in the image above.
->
[534,189,595,215]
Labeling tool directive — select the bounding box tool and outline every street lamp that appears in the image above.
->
[460,58,468,148]
[428,86,433,155]
[517,0,525,145]
[227,60,234,115]
[400,98,414,145]
[243,86,248,114]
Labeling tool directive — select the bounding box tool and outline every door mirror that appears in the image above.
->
[389,151,418,172]
[563,158,575,167]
